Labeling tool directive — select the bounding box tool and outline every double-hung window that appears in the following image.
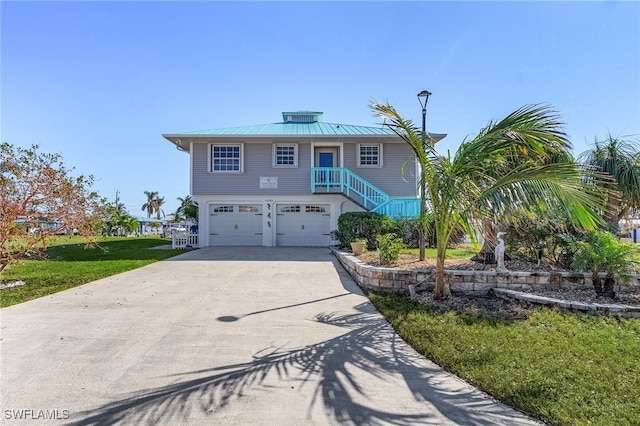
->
[357,144,382,167]
[273,144,298,168]
[211,144,243,173]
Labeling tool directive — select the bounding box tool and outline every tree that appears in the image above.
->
[371,101,605,299]
[0,143,106,273]
[172,209,185,226]
[114,201,127,214]
[475,139,578,262]
[573,230,640,298]
[176,195,198,222]
[578,135,640,232]
[155,196,165,220]
[141,190,165,220]
[105,207,139,236]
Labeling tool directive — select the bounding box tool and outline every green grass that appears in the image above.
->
[0,236,183,307]
[369,292,640,426]
[402,246,477,259]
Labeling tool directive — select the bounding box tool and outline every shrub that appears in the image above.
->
[573,230,640,298]
[376,233,405,265]
[398,216,465,249]
[504,218,552,263]
[337,213,464,251]
[337,212,396,250]
[504,216,584,269]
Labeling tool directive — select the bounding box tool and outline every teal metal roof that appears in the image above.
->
[133,215,165,223]
[163,111,447,147]
[175,121,396,137]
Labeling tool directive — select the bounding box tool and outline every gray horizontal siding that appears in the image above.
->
[192,142,312,196]
[191,141,417,197]
[346,142,417,197]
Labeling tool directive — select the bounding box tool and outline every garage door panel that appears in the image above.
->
[209,204,262,246]
[276,204,330,247]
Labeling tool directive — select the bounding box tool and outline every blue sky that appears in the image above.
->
[2,1,639,216]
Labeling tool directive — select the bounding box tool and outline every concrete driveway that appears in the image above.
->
[0,247,541,425]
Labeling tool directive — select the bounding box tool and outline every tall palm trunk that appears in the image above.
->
[479,220,498,263]
[434,215,452,299]
[591,271,616,299]
[434,243,450,299]
[591,272,604,297]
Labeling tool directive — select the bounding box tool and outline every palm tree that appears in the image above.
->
[121,214,140,235]
[142,191,157,218]
[107,209,139,236]
[172,209,185,226]
[141,191,165,219]
[578,135,640,231]
[573,230,640,298]
[115,201,127,214]
[177,195,198,222]
[371,101,605,299]
[155,196,165,220]
[476,132,579,261]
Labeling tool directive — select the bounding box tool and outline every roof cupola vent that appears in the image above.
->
[282,111,323,123]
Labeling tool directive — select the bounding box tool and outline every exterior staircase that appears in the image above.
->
[310,167,419,219]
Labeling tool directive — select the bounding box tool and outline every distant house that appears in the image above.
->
[162,111,445,247]
[132,216,165,235]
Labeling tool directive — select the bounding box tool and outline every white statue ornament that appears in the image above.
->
[494,232,508,272]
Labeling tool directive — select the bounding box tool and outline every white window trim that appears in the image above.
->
[209,143,244,173]
[357,143,383,168]
[272,143,298,168]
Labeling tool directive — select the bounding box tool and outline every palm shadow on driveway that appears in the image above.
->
[68,304,537,426]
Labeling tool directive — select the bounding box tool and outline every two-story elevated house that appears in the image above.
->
[162,111,445,247]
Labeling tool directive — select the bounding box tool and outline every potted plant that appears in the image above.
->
[350,238,367,256]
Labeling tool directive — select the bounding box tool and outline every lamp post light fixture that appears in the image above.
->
[417,90,432,134]
[416,90,432,261]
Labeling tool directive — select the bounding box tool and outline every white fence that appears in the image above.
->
[172,231,199,249]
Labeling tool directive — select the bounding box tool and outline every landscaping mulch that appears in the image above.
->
[356,251,640,319]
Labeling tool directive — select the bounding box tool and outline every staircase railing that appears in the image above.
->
[311,167,419,218]
[371,198,421,218]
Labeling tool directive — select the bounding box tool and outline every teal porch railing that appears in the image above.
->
[371,198,420,218]
[311,167,419,219]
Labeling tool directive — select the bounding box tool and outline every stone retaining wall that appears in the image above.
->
[492,289,640,318]
[333,249,640,317]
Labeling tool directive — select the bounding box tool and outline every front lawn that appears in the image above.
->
[370,292,640,426]
[402,246,477,259]
[0,236,182,308]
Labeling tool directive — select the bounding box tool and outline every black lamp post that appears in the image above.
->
[417,90,432,133]
[416,90,432,260]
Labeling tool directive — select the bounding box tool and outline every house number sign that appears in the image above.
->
[260,177,278,189]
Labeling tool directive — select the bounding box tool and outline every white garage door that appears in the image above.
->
[209,204,262,246]
[276,204,331,246]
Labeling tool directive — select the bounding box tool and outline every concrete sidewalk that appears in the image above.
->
[0,247,542,425]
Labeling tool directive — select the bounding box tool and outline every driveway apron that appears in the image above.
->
[0,247,541,425]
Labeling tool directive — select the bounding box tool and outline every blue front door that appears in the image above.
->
[318,152,334,183]
[318,152,334,168]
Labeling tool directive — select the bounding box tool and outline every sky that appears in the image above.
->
[2,1,639,216]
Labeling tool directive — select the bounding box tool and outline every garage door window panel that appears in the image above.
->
[280,205,301,213]
[213,205,234,213]
[305,205,326,213]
